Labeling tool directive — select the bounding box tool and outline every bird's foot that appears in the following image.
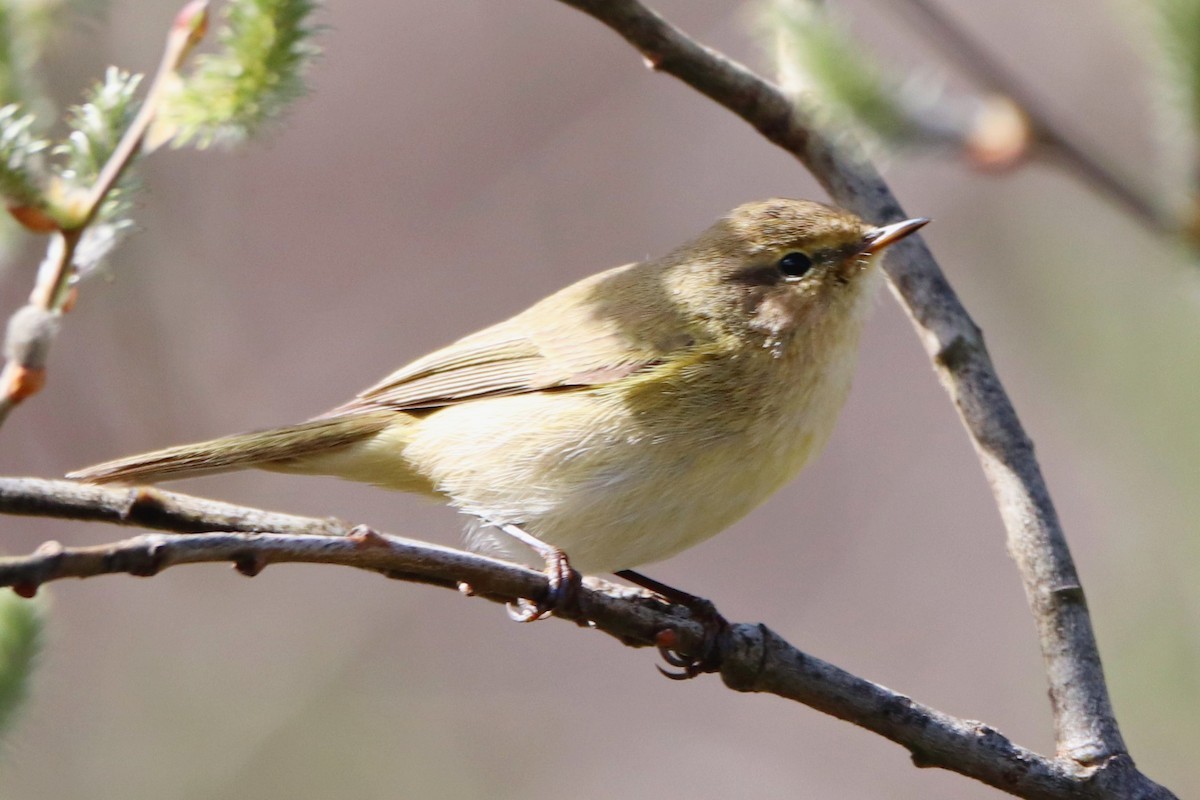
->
[615,570,728,680]
[499,524,582,622]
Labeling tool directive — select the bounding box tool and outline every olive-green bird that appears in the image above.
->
[70,199,927,604]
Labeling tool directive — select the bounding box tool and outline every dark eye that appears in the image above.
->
[777,251,813,279]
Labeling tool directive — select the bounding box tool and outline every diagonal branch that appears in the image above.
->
[551,0,1166,791]
[0,477,1114,798]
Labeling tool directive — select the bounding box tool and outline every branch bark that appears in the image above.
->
[0,477,1128,799]
[551,0,1172,795]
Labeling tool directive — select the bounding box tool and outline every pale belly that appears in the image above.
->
[388,376,847,574]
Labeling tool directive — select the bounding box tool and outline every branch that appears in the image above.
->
[883,0,1173,236]
[0,2,210,428]
[552,0,1172,796]
[0,477,1112,799]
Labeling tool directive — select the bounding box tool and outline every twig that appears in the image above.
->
[0,477,1110,799]
[0,477,350,535]
[71,0,208,235]
[884,0,1174,235]
[553,0,1172,795]
[0,1,209,428]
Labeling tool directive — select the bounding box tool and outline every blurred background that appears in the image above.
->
[0,0,1197,797]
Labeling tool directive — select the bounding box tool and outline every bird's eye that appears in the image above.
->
[777,251,813,279]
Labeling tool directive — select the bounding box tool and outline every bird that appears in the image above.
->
[70,198,927,624]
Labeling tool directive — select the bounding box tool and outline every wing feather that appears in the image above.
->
[326,264,684,416]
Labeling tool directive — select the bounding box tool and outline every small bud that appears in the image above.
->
[6,205,59,233]
[349,525,390,549]
[1,365,45,403]
[965,95,1032,172]
[234,553,267,577]
[175,0,210,44]
[4,305,60,369]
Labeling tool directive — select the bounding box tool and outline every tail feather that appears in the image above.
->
[68,411,394,485]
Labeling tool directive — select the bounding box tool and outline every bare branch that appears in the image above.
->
[0,476,351,536]
[0,477,1117,799]
[552,0,1169,792]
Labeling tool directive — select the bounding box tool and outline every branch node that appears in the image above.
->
[718,622,771,692]
[11,582,39,598]
[1049,581,1086,607]
[124,535,168,577]
[348,524,390,549]
[122,486,168,522]
[233,551,267,577]
[32,539,64,558]
[934,333,975,372]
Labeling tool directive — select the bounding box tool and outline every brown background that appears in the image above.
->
[1,1,1197,798]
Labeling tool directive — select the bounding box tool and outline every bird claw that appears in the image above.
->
[615,570,728,680]
[504,537,581,623]
[506,598,549,623]
[654,606,728,679]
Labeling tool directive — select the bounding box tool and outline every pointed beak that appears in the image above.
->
[859,217,930,256]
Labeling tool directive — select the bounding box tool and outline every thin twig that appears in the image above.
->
[0,477,351,535]
[0,477,1110,799]
[0,1,209,428]
[553,0,1170,795]
[884,0,1174,235]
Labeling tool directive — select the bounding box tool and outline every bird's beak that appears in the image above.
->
[860,217,930,256]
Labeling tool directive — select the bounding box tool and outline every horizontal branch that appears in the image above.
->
[0,476,1084,798]
[0,476,352,535]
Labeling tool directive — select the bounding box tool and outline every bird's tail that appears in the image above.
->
[68,410,394,485]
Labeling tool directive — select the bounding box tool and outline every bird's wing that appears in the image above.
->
[326,268,684,415]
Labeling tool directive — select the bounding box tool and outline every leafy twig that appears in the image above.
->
[0,1,210,429]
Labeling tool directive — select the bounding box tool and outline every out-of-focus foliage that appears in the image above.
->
[0,0,85,115]
[762,0,1001,166]
[0,104,48,209]
[1152,0,1200,132]
[0,0,320,271]
[52,68,141,230]
[0,0,84,260]
[763,0,920,144]
[1142,0,1200,225]
[0,592,44,744]
[159,0,321,148]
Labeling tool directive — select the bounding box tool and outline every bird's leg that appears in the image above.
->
[499,523,581,622]
[615,570,728,680]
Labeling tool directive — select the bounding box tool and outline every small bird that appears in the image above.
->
[71,199,926,617]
